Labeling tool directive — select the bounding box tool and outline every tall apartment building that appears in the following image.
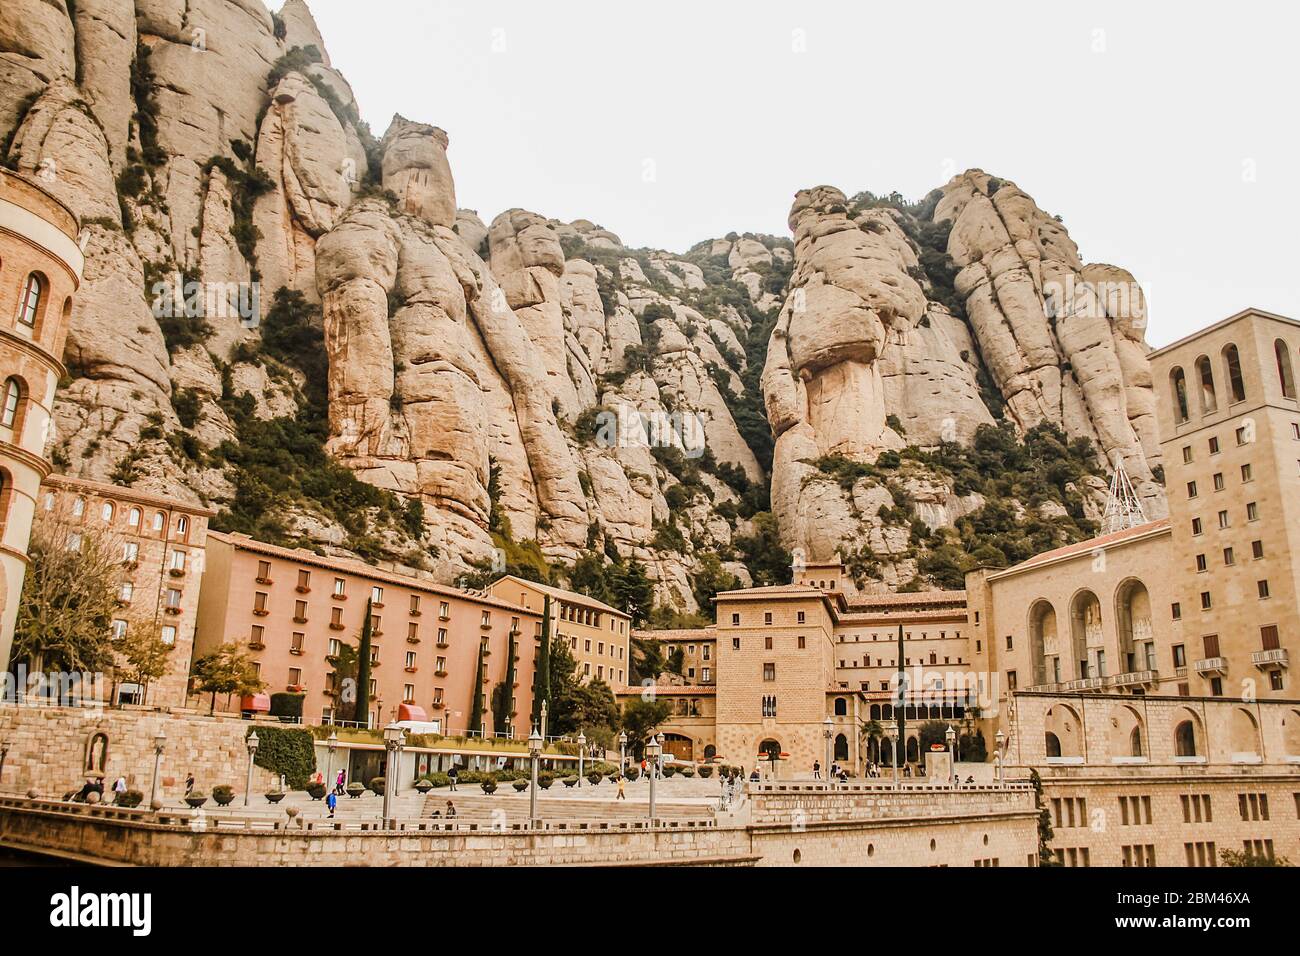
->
[39,475,214,708]
[1149,308,1300,699]
[196,533,542,733]
[487,575,630,687]
[0,169,82,669]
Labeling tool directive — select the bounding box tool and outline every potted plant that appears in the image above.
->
[562,776,579,788]
[511,778,529,792]
[305,781,327,801]
[265,789,286,804]
[184,790,208,809]
[587,770,602,786]
[624,765,640,781]
[345,782,365,799]
[212,784,236,806]
[698,765,713,778]
[680,767,696,778]
[481,777,498,795]
[368,777,386,796]
[538,772,554,790]
[414,778,433,794]
[116,790,144,809]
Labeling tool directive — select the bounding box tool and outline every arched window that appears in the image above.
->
[834,733,849,761]
[152,511,166,534]
[84,732,109,775]
[101,501,114,522]
[72,497,85,517]
[1222,343,1246,403]
[128,507,142,528]
[833,697,847,716]
[1276,340,1296,399]
[1129,726,1143,757]
[0,377,23,430]
[1170,367,1189,423]
[1194,355,1217,414]
[176,515,190,539]
[16,272,45,328]
[1174,720,1197,757]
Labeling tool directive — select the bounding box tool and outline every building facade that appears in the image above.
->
[487,575,630,687]
[0,168,82,669]
[195,533,542,734]
[1149,308,1300,700]
[38,475,214,708]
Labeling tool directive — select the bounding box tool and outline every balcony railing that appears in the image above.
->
[1112,669,1158,688]
[1194,656,1228,676]
[1251,648,1289,670]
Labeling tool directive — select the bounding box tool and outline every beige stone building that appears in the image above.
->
[38,475,214,708]
[0,169,81,669]
[1149,307,1300,700]
[196,532,542,734]
[487,575,630,687]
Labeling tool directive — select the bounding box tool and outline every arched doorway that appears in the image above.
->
[1069,590,1103,679]
[905,737,919,764]
[834,733,849,761]
[661,733,694,762]
[703,744,717,761]
[758,739,782,763]
[1115,579,1154,673]
[1028,599,1058,686]
[1173,709,1203,757]
[1044,704,1083,760]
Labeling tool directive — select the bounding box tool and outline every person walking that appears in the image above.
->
[335,769,346,795]
[326,789,337,818]
[448,765,458,792]
[184,772,195,796]
[616,776,626,800]
[812,759,821,780]
[111,775,127,804]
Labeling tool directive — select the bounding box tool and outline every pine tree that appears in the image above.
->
[353,597,374,726]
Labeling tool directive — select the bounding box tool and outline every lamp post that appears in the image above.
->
[655,733,665,779]
[576,730,586,787]
[150,729,167,810]
[0,736,10,789]
[618,730,627,776]
[646,733,661,821]
[382,723,406,828]
[540,700,548,742]
[995,729,1007,788]
[945,724,957,789]
[528,727,543,828]
[324,731,338,792]
[244,731,259,807]
[887,732,899,790]
[822,716,833,785]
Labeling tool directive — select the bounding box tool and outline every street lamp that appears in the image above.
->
[646,733,661,821]
[382,723,406,827]
[822,716,833,785]
[887,731,899,791]
[540,700,548,741]
[576,730,586,787]
[244,731,259,807]
[945,724,957,789]
[0,736,10,789]
[995,729,1007,788]
[528,727,543,828]
[150,729,167,810]
[324,730,338,793]
[655,733,665,779]
[618,730,628,775]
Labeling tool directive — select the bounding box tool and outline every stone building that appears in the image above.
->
[0,169,81,669]
[487,574,630,687]
[195,532,542,734]
[38,474,214,709]
[1149,307,1300,700]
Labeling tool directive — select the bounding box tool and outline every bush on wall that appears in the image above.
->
[248,725,316,789]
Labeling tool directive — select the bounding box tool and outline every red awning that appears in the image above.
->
[241,693,271,713]
[398,703,428,722]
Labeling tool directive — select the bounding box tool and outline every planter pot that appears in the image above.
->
[414,780,433,793]
[306,784,326,801]
[265,792,286,804]
[213,793,235,807]
[184,795,208,809]
[346,784,365,799]
[511,779,529,792]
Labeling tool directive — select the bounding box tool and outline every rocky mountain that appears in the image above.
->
[0,0,1166,617]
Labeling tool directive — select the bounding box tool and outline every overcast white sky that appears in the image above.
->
[302,0,1299,348]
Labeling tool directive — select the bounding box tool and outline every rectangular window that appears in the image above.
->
[371,586,384,604]
[257,560,272,582]
[1203,634,1221,658]
[1258,579,1271,599]
[1172,644,1186,668]
[1182,445,1193,463]
[410,594,421,614]
[1171,602,1181,620]
[405,651,417,669]
[1218,509,1230,529]
[297,569,311,591]
[1223,547,1234,566]
[333,578,346,597]
[763,612,773,625]
[1201,591,1212,610]
[253,591,268,613]
[439,601,450,619]
[731,613,740,626]
[1007,670,1017,690]
[797,611,806,624]
[403,684,415,702]
[1209,436,1220,454]
[160,625,176,646]
[1212,472,1225,491]
[1261,625,1280,651]
[764,635,773,650]
[1252,540,1264,559]
[1241,463,1253,482]
[294,600,308,622]
[1186,480,1198,498]
[797,635,806,649]
[408,622,418,642]
[1191,517,1203,536]
[170,550,186,572]
[1247,501,1259,521]
[763,663,776,681]
[1196,553,1207,572]
[1235,426,1249,445]
[290,632,304,653]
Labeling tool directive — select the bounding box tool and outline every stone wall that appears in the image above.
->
[0,703,277,800]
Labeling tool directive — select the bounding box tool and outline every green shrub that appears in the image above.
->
[212,784,235,806]
[306,782,327,800]
[587,771,602,786]
[368,776,386,795]
[680,767,696,778]
[116,790,143,808]
[511,779,529,792]
[562,776,579,788]
[269,692,304,720]
[481,777,498,795]
[624,765,640,780]
[248,726,316,789]
[538,772,554,789]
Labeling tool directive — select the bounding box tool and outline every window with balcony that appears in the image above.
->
[409,594,421,615]
[294,600,308,623]
[253,592,269,615]
[371,586,384,605]
[290,632,304,654]
[333,578,346,597]
[249,625,265,648]
[256,560,272,584]
[297,569,311,592]
[405,651,417,671]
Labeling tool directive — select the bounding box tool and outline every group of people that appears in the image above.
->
[811,760,850,784]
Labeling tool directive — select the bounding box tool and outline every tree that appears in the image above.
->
[611,557,654,627]
[1220,849,1292,867]
[114,626,174,704]
[665,646,685,675]
[493,625,518,735]
[620,698,671,759]
[352,597,374,725]
[191,642,263,714]
[325,640,358,719]
[860,719,884,761]
[917,720,950,765]
[551,677,618,744]
[629,637,665,685]
[732,512,792,587]
[468,641,485,735]
[691,552,739,611]
[531,593,552,724]
[11,504,122,678]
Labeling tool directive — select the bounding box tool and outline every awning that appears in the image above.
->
[241,693,271,713]
[398,703,428,722]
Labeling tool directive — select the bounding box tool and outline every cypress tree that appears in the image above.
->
[353,597,374,726]
[494,626,518,734]
[532,593,552,724]
[469,640,485,735]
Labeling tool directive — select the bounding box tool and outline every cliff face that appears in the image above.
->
[1,0,1165,607]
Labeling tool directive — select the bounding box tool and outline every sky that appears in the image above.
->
[302,0,1300,349]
